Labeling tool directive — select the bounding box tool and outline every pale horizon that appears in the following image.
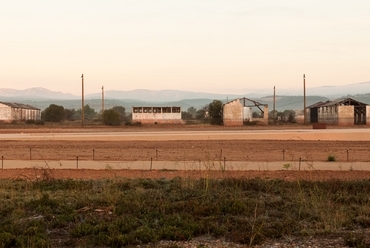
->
[1,1,369,95]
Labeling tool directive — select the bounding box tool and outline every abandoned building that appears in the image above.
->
[0,102,41,122]
[132,106,183,124]
[307,98,370,125]
[223,98,268,126]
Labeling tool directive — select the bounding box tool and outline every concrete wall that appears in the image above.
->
[0,103,12,120]
[318,106,338,125]
[0,103,40,121]
[223,99,243,126]
[132,107,182,124]
[367,106,370,125]
[337,105,354,126]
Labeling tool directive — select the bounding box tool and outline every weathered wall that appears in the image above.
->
[132,113,183,124]
[223,100,243,126]
[0,103,12,120]
[367,106,370,125]
[318,106,338,124]
[337,106,354,126]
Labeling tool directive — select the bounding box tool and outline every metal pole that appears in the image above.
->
[303,74,306,125]
[81,74,85,127]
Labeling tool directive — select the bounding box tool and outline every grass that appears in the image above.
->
[0,177,370,247]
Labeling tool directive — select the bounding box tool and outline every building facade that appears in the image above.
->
[307,98,369,126]
[223,98,268,126]
[132,106,183,124]
[0,102,41,122]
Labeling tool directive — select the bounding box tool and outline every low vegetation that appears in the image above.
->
[1,177,370,247]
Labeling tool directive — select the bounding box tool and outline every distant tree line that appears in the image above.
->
[41,104,130,126]
[40,99,297,127]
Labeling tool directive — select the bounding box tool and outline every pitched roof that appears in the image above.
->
[0,102,40,110]
[320,98,367,107]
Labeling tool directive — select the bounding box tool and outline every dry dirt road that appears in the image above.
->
[1,126,370,181]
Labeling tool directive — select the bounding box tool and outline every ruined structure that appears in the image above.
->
[132,106,183,124]
[307,98,369,125]
[223,98,268,126]
[0,102,41,122]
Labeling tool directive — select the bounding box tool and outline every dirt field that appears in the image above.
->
[1,126,370,181]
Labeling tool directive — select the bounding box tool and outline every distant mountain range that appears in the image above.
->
[1,81,370,111]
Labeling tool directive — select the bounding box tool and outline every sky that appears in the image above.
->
[1,0,370,95]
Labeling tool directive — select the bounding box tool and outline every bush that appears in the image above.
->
[102,109,121,126]
[327,155,336,162]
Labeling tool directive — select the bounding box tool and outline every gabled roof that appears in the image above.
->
[320,98,367,107]
[306,101,330,109]
[0,102,40,110]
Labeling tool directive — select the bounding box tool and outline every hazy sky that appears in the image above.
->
[1,0,370,95]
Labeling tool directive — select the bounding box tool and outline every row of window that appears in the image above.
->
[133,107,181,114]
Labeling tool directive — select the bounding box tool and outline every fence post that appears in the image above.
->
[221,149,223,159]
[223,157,226,171]
[150,157,153,170]
[76,156,79,169]
[30,148,32,160]
[93,149,95,160]
[1,156,3,170]
[299,158,301,171]
[347,150,349,162]
[156,149,158,160]
[282,149,285,161]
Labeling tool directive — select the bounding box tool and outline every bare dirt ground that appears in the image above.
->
[1,125,370,181]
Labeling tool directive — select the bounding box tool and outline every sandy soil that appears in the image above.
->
[1,126,370,181]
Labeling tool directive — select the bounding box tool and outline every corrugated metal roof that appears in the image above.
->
[306,101,330,109]
[320,98,367,107]
[0,102,40,110]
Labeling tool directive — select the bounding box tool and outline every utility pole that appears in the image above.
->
[101,86,105,113]
[81,74,85,127]
[303,74,306,125]
[273,86,276,122]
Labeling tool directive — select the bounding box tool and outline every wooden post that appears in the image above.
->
[156,149,158,160]
[282,149,285,161]
[1,156,3,170]
[220,149,223,159]
[30,148,32,160]
[303,74,306,125]
[223,157,226,171]
[347,150,349,162]
[76,156,79,169]
[299,158,301,171]
[93,149,95,160]
[150,157,153,170]
[81,74,85,127]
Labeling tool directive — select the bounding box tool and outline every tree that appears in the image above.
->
[75,104,97,120]
[187,107,197,118]
[102,109,121,126]
[111,106,128,122]
[42,104,65,122]
[208,100,223,125]
[181,111,193,120]
[65,108,76,121]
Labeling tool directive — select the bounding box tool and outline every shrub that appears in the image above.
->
[102,109,121,126]
[327,155,336,162]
